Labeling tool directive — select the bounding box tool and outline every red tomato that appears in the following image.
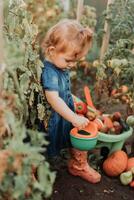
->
[75,102,87,115]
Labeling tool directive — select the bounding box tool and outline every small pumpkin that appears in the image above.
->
[126,115,134,126]
[120,167,134,187]
[126,157,134,171]
[120,171,133,185]
[103,150,128,177]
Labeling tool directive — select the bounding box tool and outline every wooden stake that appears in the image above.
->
[61,0,70,12]
[76,0,84,22]
[0,0,5,92]
[100,0,114,62]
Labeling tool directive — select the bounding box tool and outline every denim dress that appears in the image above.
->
[41,60,75,157]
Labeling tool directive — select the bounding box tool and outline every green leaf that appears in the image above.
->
[37,164,56,197]
[19,73,30,92]
[13,175,28,198]
[37,103,45,120]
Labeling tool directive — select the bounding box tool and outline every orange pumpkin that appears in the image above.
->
[103,150,128,177]
[126,158,134,171]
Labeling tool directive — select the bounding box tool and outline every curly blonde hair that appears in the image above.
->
[41,19,93,59]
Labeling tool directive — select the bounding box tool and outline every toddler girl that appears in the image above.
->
[41,19,101,183]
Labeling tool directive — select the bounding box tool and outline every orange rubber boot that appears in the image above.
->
[68,148,101,183]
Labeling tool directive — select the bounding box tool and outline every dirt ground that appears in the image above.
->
[47,69,134,200]
[48,167,134,200]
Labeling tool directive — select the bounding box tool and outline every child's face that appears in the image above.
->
[49,45,90,69]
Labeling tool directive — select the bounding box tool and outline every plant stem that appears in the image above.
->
[7,68,28,123]
[0,0,5,92]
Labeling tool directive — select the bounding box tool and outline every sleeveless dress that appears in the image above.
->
[41,60,75,157]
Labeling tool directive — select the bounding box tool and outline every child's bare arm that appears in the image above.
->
[45,90,89,129]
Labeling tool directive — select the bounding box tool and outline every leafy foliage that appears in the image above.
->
[95,0,134,110]
[1,0,59,199]
[69,0,97,29]
[27,0,63,43]
[106,0,134,91]
[0,90,55,200]
[102,0,134,82]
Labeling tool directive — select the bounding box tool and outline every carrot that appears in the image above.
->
[84,86,96,109]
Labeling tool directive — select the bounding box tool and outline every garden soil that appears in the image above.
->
[48,166,134,200]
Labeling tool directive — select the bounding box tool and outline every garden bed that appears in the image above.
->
[48,167,134,200]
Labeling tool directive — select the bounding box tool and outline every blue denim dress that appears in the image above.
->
[41,60,74,157]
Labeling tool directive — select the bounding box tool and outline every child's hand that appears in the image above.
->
[72,114,89,129]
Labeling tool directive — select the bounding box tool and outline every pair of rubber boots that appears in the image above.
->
[68,148,101,183]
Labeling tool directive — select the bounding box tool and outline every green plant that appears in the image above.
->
[0,90,55,200]
[95,0,134,111]
[26,0,63,43]
[1,0,57,199]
